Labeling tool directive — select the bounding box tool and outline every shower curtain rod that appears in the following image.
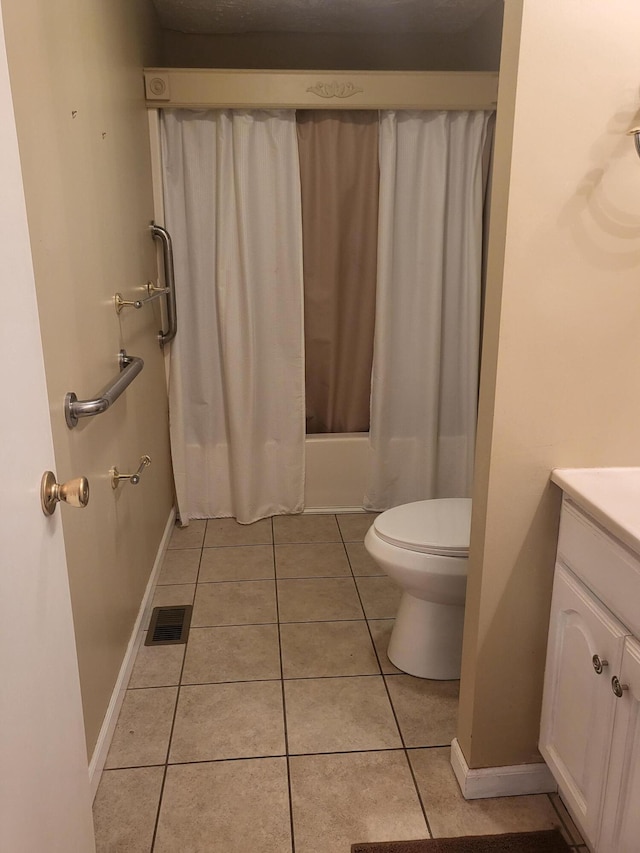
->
[143,68,498,112]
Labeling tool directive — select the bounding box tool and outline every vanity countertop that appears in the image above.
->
[551,467,640,556]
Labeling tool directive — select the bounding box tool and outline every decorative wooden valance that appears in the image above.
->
[143,68,499,111]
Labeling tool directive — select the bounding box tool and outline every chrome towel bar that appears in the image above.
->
[151,223,177,347]
[64,350,144,429]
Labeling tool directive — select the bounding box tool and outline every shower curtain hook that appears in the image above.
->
[627,126,640,159]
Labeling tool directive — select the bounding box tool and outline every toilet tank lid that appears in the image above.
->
[373,499,472,556]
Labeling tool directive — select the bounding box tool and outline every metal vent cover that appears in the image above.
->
[145,605,192,646]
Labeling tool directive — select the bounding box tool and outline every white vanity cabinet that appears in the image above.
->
[539,564,627,844]
[541,472,640,853]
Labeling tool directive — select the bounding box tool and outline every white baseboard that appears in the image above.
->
[450,738,557,800]
[88,507,176,800]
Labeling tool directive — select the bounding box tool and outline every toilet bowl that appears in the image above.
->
[364,498,471,680]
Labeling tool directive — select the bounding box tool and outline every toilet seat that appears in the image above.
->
[372,498,471,558]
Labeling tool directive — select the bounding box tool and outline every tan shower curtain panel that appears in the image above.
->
[296,110,379,434]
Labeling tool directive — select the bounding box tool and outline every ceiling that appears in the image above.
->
[152,0,498,35]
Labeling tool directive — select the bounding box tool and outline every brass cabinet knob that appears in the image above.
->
[41,471,90,516]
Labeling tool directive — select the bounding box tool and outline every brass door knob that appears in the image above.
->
[41,471,90,516]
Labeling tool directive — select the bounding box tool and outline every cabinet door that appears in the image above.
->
[598,637,640,853]
[539,565,627,844]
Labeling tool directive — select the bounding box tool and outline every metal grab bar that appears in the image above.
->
[114,282,169,314]
[64,350,144,429]
[151,223,177,347]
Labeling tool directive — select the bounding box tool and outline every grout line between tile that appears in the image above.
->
[163,755,290,768]
[191,619,279,628]
[276,573,354,580]
[344,528,434,839]
[272,516,296,853]
[188,616,375,629]
[149,534,203,852]
[195,542,205,584]
[285,746,443,759]
[401,749,434,839]
[158,673,391,688]
[195,574,366,583]
[203,541,274,549]
[101,762,167,771]
[196,577,279,585]
[282,672,384,682]
[103,745,453,774]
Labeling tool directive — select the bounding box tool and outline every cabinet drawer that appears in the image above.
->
[558,499,640,637]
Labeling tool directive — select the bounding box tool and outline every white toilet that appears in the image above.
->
[364,498,471,680]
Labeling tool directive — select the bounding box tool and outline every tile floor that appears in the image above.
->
[93,513,586,853]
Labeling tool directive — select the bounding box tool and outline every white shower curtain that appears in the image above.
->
[364,110,492,511]
[161,110,305,524]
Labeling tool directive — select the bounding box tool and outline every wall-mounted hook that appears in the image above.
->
[114,282,168,314]
[110,455,151,489]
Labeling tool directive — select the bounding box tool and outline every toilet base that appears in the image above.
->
[387,593,465,680]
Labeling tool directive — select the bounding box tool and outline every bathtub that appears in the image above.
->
[304,432,372,512]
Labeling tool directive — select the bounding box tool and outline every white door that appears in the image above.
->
[0,7,95,852]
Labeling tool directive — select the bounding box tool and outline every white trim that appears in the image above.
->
[450,738,557,800]
[143,68,499,111]
[88,508,176,799]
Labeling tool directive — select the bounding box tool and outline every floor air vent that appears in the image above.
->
[145,605,192,646]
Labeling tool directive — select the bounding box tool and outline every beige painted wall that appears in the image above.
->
[159,7,503,72]
[459,0,640,768]
[2,0,172,756]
